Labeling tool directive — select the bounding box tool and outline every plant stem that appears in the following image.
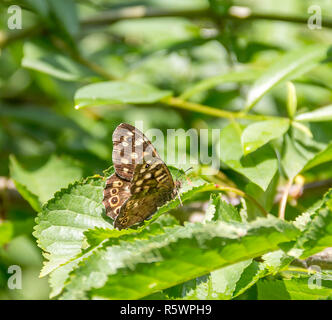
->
[81,6,332,29]
[162,96,287,121]
[81,6,208,26]
[0,25,40,49]
[0,177,9,223]
[278,178,294,220]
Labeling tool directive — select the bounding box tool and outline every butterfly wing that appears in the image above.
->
[112,123,159,181]
[103,173,131,219]
[114,157,176,230]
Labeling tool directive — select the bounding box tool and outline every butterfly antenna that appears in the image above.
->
[174,166,193,181]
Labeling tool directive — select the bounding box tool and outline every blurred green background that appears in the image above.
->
[1,0,332,299]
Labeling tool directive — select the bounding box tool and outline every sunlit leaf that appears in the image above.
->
[218,123,278,191]
[245,45,328,111]
[74,81,172,109]
[295,105,332,122]
[241,119,290,155]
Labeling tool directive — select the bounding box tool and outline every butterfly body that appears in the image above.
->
[103,123,180,230]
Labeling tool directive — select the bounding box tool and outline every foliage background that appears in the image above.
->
[0,0,332,300]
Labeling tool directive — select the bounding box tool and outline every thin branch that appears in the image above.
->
[303,179,332,192]
[232,12,332,29]
[291,248,332,270]
[0,177,11,222]
[161,96,288,121]
[0,25,40,49]
[81,5,332,29]
[81,6,209,26]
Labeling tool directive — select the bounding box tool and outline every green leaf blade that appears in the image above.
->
[74,81,172,109]
[218,123,278,190]
[245,45,328,111]
[295,105,332,122]
[59,215,299,300]
[241,119,290,155]
[10,154,85,211]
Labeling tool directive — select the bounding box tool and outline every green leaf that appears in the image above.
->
[166,259,254,300]
[293,189,332,231]
[281,127,326,179]
[189,191,292,300]
[232,250,293,298]
[289,189,332,259]
[24,0,50,18]
[47,0,79,37]
[204,194,242,223]
[54,215,179,299]
[10,155,85,211]
[257,274,332,300]
[22,41,95,81]
[74,81,172,109]
[286,82,297,119]
[245,172,279,220]
[177,250,293,300]
[245,45,328,111]
[218,123,278,191]
[295,105,332,122]
[180,69,259,100]
[61,215,298,299]
[174,239,293,300]
[0,222,13,247]
[167,195,252,300]
[0,104,85,133]
[304,143,332,171]
[241,119,290,155]
[110,18,200,50]
[291,121,313,138]
[33,174,112,280]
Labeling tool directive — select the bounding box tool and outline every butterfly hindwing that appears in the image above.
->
[114,157,175,230]
[102,173,131,219]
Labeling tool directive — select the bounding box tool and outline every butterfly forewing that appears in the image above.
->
[103,173,131,219]
[112,123,159,181]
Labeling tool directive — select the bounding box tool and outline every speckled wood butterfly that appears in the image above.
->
[103,123,181,230]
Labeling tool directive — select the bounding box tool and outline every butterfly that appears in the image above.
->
[103,123,181,230]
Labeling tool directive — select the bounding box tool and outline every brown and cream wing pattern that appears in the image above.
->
[102,173,131,219]
[112,123,159,181]
[114,158,175,230]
